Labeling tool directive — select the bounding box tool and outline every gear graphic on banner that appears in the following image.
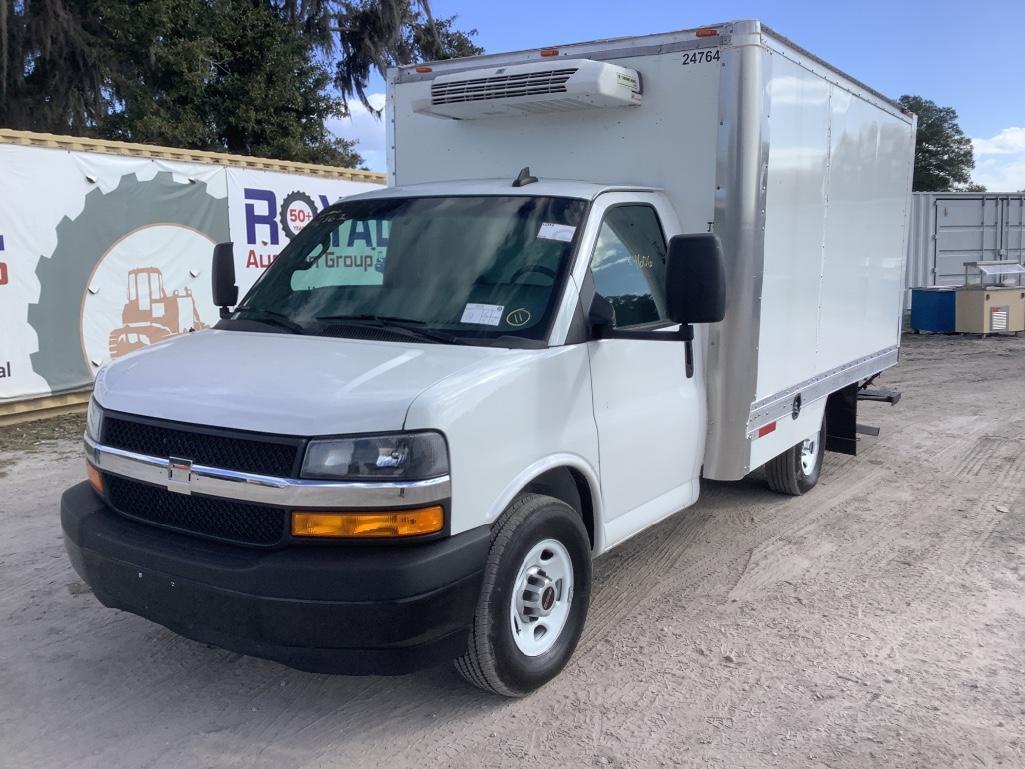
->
[27,172,229,392]
[278,190,319,240]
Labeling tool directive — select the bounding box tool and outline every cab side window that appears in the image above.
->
[589,205,668,328]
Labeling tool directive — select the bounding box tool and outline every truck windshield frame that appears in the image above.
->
[227,194,589,346]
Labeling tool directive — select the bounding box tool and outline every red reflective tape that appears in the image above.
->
[757,422,777,438]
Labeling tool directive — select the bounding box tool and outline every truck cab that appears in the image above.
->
[69,177,726,694]
[62,21,915,696]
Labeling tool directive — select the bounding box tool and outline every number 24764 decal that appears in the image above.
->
[682,49,720,65]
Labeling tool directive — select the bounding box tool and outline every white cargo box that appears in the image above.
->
[388,20,916,480]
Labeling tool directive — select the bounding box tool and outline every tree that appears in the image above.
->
[323,1,484,116]
[0,0,107,133]
[101,0,361,166]
[2,0,359,164]
[898,95,982,192]
[1,1,481,165]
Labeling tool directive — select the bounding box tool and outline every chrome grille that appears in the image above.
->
[102,415,302,477]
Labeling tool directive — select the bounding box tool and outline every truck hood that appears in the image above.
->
[93,329,507,436]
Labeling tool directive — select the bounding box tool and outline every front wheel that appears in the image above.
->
[455,493,592,696]
[765,415,826,496]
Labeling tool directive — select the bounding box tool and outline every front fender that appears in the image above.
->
[486,452,605,554]
[403,345,601,547]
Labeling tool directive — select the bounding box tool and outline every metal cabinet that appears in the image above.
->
[954,262,1025,334]
[955,287,1025,334]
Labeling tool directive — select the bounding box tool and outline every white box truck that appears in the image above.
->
[62,20,916,696]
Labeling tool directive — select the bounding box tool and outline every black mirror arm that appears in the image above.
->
[679,323,695,378]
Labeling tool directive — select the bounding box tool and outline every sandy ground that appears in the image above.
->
[1,333,1024,769]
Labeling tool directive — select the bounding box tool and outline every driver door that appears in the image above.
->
[582,193,705,547]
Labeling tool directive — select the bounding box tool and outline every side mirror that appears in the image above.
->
[665,234,726,325]
[212,242,238,319]
[588,293,615,337]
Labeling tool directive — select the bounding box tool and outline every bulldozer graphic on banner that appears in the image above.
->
[108,267,208,359]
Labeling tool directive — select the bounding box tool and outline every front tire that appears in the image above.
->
[765,415,826,496]
[455,493,591,696]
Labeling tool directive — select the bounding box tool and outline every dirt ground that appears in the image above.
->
[1,333,1023,769]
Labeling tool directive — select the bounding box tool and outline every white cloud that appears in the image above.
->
[973,127,1025,156]
[327,92,388,172]
[971,127,1025,191]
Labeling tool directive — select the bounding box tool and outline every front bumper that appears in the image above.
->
[61,482,490,674]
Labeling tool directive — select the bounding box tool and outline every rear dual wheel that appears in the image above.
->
[765,415,826,496]
[455,494,591,697]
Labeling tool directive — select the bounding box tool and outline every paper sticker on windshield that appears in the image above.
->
[506,308,531,327]
[461,303,504,326]
[537,222,576,242]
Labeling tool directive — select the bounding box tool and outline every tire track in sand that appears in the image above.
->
[578,457,889,656]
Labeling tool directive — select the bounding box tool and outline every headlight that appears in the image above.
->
[86,398,104,442]
[301,431,448,481]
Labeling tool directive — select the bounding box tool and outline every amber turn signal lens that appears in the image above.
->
[291,506,444,538]
[86,462,103,495]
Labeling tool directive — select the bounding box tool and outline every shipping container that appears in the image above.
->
[905,192,1025,306]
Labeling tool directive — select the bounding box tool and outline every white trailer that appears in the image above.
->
[62,20,916,696]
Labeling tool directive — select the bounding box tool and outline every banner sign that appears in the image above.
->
[225,168,387,292]
[0,144,381,403]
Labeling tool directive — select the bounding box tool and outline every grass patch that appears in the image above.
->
[0,412,87,453]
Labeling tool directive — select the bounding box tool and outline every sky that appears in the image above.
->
[328,0,1025,189]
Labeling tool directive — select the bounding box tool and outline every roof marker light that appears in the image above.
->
[696,28,719,38]
[415,65,432,73]
[540,49,559,57]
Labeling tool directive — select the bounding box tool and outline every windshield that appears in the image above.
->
[232,195,588,344]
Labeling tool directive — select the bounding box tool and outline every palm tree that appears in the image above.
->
[318,0,483,116]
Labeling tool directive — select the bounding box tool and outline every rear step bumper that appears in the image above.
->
[858,387,902,405]
[825,380,901,455]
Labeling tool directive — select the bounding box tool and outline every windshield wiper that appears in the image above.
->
[233,308,305,334]
[315,314,466,345]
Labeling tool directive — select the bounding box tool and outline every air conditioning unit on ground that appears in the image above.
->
[413,58,642,120]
